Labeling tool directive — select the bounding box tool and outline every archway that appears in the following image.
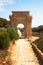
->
[10,11,32,38]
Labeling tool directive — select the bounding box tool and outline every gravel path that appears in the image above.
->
[10,39,40,65]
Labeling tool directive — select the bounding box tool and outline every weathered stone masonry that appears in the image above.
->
[9,11,32,38]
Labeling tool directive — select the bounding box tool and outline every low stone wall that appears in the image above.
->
[32,32,39,36]
[31,43,43,62]
[32,32,43,36]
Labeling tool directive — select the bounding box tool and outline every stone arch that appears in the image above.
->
[9,11,32,38]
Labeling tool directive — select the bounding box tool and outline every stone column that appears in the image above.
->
[26,20,32,39]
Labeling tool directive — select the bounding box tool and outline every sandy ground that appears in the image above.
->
[9,38,40,65]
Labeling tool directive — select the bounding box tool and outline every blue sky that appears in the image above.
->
[0,0,43,27]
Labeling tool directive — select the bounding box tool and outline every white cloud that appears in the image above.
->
[0,3,4,7]
[0,7,5,12]
[0,0,16,12]
[32,13,43,27]
[0,0,15,4]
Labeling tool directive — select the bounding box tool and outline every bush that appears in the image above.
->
[6,28,19,41]
[0,18,10,27]
[0,28,19,49]
[32,25,43,52]
[0,29,10,49]
[33,38,43,53]
[37,38,43,53]
[32,25,43,33]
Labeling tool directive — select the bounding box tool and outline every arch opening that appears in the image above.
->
[17,24,24,28]
[17,24,25,38]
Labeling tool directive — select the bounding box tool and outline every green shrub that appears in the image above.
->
[7,28,19,41]
[32,25,43,33]
[0,29,10,49]
[0,28,19,49]
[0,18,10,27]
[33,38,43,53]
[37,38,43,52]
[0,28,6,32]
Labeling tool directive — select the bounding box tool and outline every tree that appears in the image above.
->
[0,29,10,49]
[38,25,43,33]
[0,18,10,27]
[32,25,43,33]
[6,28,19,41]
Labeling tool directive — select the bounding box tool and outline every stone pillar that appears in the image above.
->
[26,20,32,39]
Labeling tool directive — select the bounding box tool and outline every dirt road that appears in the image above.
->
[10,39,40,65]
